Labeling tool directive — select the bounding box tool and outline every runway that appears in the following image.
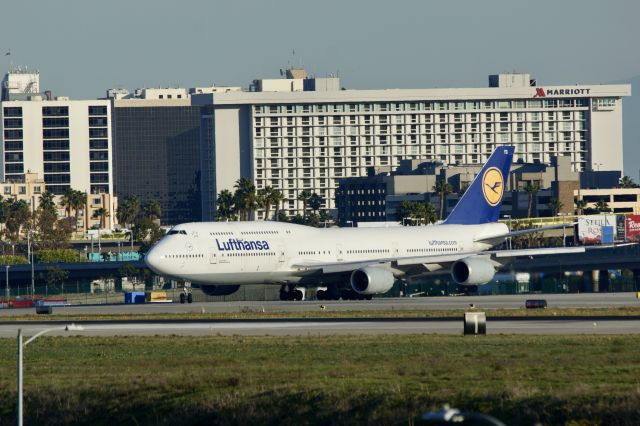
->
[1,316,639,337]
[0,292,638,317]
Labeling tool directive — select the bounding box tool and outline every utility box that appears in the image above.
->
[145,291,169,303]
[124,292,146,304]
[463,312,486,335]
[36,306,52,315]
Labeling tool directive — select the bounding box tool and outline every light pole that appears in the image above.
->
[17,324,84,426]
[28,230,34,298]
[5,265,9,300]
[557,213,569,247]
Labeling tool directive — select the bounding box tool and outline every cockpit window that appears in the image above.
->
[168,230,187,235]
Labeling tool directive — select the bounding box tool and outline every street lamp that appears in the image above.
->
[5,265,9,301]
[557,213,569,247]
[17,324,84,426]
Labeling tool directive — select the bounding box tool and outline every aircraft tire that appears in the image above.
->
[187,293,193,303]
[294,290,303,301]
[316,290,326,300]
[180,293,186,304]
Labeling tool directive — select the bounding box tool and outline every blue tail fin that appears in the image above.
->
[443,146,514,225]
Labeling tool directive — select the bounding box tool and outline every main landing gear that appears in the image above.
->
[279,284,304,301]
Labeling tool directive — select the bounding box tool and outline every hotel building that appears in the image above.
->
[193,72,631,219]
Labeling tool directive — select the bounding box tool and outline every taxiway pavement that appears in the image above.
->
[0,292,638,317]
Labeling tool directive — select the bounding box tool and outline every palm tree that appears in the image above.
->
[298,189,312,217]
[92,207,110,229]
[143,200,161,221]
[117,196,140,228]
[594,200,610,213]
[60,189,75,218]
[257,187,270,220]
[234,177,257,220]
[620,176,637,188]
[269,189,285,221]
[433,180,452,220]
[575,199,587,215]
[39,191,57,213]
[548,198,563,216]
[216,189,235,220]
[524,183,540,218]
[308,193,323,215]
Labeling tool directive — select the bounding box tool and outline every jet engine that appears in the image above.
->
[198,285,240,296]
[350,266,395,295]
[451,257,495,285]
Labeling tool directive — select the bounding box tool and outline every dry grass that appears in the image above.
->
[2,306,640,323]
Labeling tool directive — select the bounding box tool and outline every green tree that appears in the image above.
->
[620,176,637,188]
[46,266,69,292]
[270,190,285,221]
[216,189,235,220]
[575,199,587,215]
[396,201,437,225]
[297,190,312,217]
[548,198,564,216]
[525,183,540,218]
[143,200,161,221]
[39,191,56,213]
[92,207,110,229]
[433,180,452,220]
[308,193,323,214]
[594,200,610,213]
[233,177,257,221]
[116,196,141,228]
[4,199,31,248]
[35,248,86,263]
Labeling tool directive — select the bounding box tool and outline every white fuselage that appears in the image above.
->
[144,221,507,286]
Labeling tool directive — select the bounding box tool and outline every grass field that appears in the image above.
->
[2,306,640,322]
[1,334,639,425]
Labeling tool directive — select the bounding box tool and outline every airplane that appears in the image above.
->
[144,146,584,301]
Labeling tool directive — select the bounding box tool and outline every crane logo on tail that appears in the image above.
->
[482,167,504,206]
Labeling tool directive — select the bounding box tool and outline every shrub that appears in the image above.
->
[35,249,87,263]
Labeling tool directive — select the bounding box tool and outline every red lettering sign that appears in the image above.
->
[534,88,546,98]
[626,215,640,241]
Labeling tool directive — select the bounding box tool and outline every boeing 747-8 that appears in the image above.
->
[145,146,583,300]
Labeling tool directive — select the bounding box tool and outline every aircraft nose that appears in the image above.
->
[144,247,163,274]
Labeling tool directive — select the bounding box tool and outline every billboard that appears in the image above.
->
[577,215,617,244]
[626,215,640,241]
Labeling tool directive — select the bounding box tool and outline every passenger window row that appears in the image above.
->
[347,249,389,254]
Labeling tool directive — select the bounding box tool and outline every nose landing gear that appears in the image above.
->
[179,286,193,304]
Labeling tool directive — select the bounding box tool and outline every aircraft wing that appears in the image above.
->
[474,223,576,243]
[292,246,586,275]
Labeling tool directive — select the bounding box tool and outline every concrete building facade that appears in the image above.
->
[193,72,630,219]
[1,71,113,197]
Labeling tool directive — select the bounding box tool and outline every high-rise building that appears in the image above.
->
[193,72,631,219]
[1,70,113,199]
[109,88,203,225]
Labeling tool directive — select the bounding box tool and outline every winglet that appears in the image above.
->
[443,146,514,225]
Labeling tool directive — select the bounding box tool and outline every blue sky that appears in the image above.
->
[1,0,638,170]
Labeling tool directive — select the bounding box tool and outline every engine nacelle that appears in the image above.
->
[350,266,395,295]
[198,285,240,296]
[451,257,495,285]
